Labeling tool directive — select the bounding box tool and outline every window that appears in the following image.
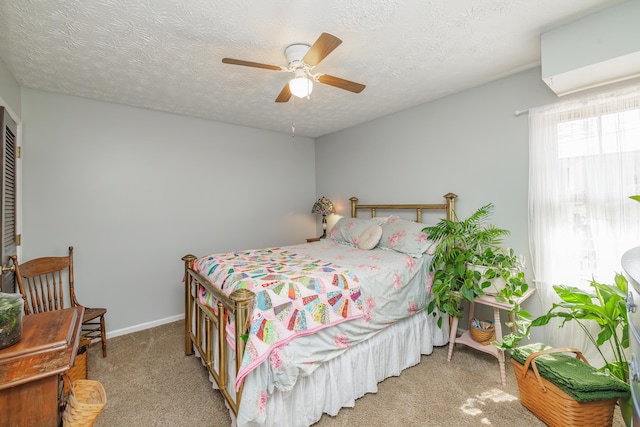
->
[528,84,640,361]
[553,107,640,282]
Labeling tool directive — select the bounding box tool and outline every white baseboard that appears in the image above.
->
[106,313,185,339]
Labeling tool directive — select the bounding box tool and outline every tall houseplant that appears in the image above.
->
[531,273,629,383]
[423,204,529,327]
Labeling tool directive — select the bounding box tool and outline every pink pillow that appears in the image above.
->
[379,218,434,257]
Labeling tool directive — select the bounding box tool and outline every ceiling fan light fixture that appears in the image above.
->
[289,75,313,98]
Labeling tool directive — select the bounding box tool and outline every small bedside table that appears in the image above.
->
[306,237,321,243]
[447,287,535,386]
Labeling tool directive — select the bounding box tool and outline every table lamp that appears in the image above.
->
[311,196,335,238]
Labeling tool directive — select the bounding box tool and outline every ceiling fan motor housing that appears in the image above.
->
[285,44,311,68]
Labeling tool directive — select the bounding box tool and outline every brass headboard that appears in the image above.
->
[349,193,457,222]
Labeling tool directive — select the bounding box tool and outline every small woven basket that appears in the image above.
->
[469,318,495,345]
[511,348,617,427]
[62,375,107,427]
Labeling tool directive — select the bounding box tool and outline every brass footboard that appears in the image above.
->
[182,254,254,416]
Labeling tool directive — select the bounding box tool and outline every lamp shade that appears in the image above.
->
[311,197,335,216]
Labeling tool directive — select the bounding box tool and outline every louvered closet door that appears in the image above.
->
[0,106,17,293]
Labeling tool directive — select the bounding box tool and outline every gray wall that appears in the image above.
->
[19,89,316,334]
[316,68,558,254]
[315,67,561,338]
[1,67,558,337]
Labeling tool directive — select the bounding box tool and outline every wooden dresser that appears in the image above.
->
[0,307,83,427]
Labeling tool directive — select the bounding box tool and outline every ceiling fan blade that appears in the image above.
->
[317,74,366,94]
[275,83,292,103]
[302,33,342,66]
[222,58,283,71]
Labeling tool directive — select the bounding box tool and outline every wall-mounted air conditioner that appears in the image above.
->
[541,0,640,96]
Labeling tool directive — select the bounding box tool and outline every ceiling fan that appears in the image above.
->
[222,33,366,103]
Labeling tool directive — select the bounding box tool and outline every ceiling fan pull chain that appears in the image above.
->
[291,96,296,140]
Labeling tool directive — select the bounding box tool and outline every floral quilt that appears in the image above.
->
[194,247,364,389]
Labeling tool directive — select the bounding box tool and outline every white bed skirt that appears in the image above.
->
[196,309,449,427]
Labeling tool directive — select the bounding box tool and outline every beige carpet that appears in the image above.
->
[87,321,626,427]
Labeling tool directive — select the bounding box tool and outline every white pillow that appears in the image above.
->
[357,225,383,250]
[328,217,388,246]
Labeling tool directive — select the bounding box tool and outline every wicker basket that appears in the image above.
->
[469,318,495,345]
[511,348,617,427]
[65,338,91,393]
[62,375,107,427]
[70,339,90,380]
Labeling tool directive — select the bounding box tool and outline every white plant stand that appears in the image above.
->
[447,288,535,386]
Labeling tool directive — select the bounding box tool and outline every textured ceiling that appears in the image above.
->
[0,0,627,138]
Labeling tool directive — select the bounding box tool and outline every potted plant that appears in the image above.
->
[423,203,529,327]
[0,292,24,349]
[469,246,528,297]
[531,274,629,380]
[500,275,629,377]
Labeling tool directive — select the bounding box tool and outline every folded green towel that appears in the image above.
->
[511,343,629,403]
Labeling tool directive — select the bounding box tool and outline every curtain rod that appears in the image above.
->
[515,101,551,116]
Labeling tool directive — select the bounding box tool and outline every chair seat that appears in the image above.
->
[82,306,107,323]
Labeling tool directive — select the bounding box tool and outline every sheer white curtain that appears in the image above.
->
[528,83,640,365]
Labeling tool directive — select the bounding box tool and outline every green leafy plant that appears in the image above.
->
[531,274,629,383]
[0,293,23,349]
[500,274,629,384]
[423,204,528,327]
[469,247,529,302]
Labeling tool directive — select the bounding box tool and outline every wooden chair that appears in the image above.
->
[11,246,108,357]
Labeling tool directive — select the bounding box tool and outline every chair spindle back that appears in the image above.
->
[12,254,76,316]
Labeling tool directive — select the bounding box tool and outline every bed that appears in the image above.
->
[182,193,457,426]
